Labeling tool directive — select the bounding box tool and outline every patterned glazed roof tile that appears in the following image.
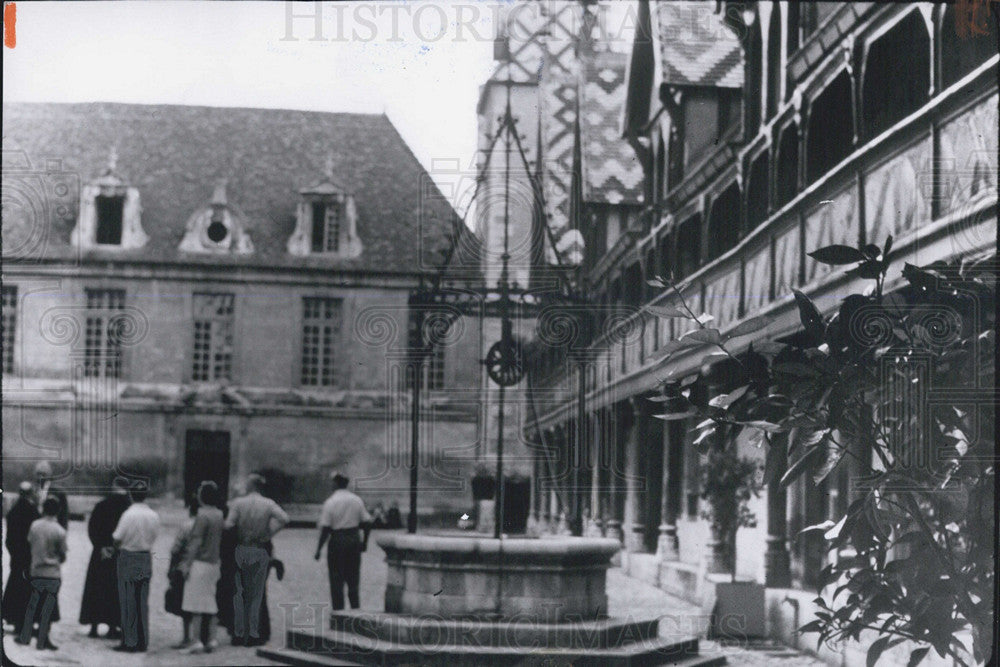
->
[657,1,744,89]
[579,51,644,205]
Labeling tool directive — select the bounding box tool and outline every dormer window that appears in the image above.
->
[288,156,362,259]
[95,195,125,245]
[178,180,253,255]
[311,200,341,253]
[71,147,148,250]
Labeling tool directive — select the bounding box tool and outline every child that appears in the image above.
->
[16,497,67,650]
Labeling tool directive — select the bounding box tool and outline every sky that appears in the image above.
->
[3,1,503,211]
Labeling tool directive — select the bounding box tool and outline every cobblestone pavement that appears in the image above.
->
[4,510,823,665]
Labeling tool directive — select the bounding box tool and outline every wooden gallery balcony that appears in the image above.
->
[530,60,997,429]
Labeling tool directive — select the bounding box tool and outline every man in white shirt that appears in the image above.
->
[314,472,372,611]
[111,481,160,653]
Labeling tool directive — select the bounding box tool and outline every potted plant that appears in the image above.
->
[697,437,766,638]
[471,461,496,534]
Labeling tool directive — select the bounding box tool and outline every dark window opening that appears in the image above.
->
[786,1,800,59]
[776,123,800,207]
[861,12,930,141]
[644,247,657,300]
[675,215,701,280]
[745,22,764,134]
[707,183,741,260]
[623,262,643,307]
[766,6,782,119]
[667,122,685,190]
[207,210,228,243]
[655,135,666,206]
[95,195,125,245]
[941,6,998,89]
[807,71,854,183]
[310,200,341,253]
[657,233,673,282]
[746,152,769,232]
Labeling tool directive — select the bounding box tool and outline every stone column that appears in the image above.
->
[657,417,680,560]
[765,434,791,587]
[605,406,625,545]
[623,398,645,553]
[586,412,603,536]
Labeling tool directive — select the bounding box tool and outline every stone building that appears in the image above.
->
[525,1,996,663]
[2,102,484,514]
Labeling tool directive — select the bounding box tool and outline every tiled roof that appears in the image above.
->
[2,102,475,274]
[579,50,645,205]
[657,1,744,89]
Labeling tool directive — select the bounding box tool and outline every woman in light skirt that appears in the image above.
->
[178,481,225,654]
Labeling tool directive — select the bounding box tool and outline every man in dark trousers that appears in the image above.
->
[112,480,160,653]
[15,497,68,650]
[314,472,372,611]
[3,482,40,636]
[225,473,288,647]
[79,478,130,638]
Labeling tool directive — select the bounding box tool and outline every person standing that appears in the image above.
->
[15,497,67,650]
[32,461,69,529]
[224,473,288,647]
[314,472,372,611]
[3,482,39,636]
[166,500,198,648]
[111,481,160,653]
[178,481,225,654]
[79,478,130,638]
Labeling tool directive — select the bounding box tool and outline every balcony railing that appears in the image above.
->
[530,60,998,424]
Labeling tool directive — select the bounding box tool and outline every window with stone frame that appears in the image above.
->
[301,297,342,387]
[405,315,446,392]
[2,285,17,374]
[310,200,342,253]
[84,288,126,379]
[95,195,125,245]
[191,292,235,382]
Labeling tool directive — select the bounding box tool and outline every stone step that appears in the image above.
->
[257,646,362,666]
[329,610,661,649]
[287,629,727,666]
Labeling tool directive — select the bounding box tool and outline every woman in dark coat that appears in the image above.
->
[2,482,39,635]
[79,485,130,637]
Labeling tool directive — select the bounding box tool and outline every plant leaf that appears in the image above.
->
[655,410,698,421]
[728,314,772,338]
[681,328,723,345]
[742,420,782,433]
[906,647,930,667]
[809,244,866,265]
[792,290,825,340]
[709,384,749,409]
[867,636,891,667]
[883,235,893,258]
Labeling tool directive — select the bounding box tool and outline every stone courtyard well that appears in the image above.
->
[378,533,621,621]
